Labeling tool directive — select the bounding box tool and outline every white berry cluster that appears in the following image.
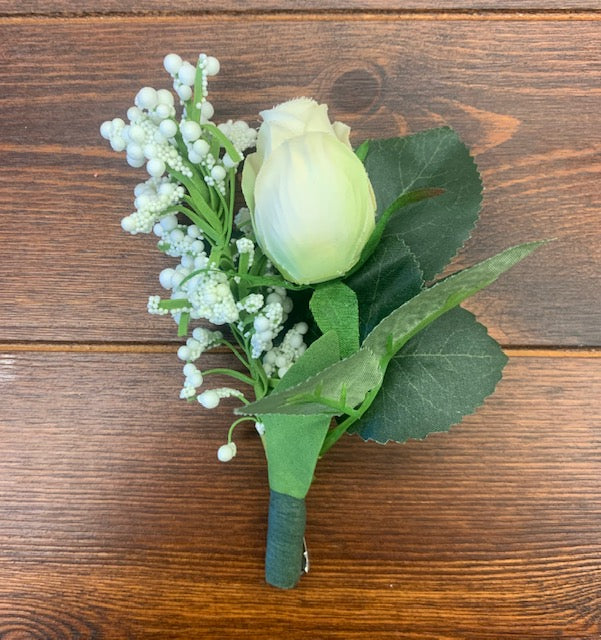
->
[235,237,255,269]
[101,52,256,234]
[218,120,259,164]
[178,327,223,362]
[101,53,312,463]
[155,216,205,259]
[198,387,245,409]
[163,52,218,109]
[262,322,309,378]
[121,178,185,234]
[151,225,239,326]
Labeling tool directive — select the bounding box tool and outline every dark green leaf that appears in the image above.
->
[363,241,545,361]
[345,235,422,341]
[351,308,507,443]
[350,187,444,274]
[365,127,482,280]
[310,282,360,357]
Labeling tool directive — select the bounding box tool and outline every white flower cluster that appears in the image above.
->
[120,178,185,234]
[198,387,245,409]
[151,226,239,326]
[218,120,258,163]
[163,53,256,194]
[100,52,256,231]
[100,88,192,182]
[236,237,255,268]
[178,327,223,362]
[186,271,239,325]
[102,53,315,463]
[237,293,263,314]
[155,216,204,259]
[250,301,284,359]
[180,363,203,399]
[262,322,309,379]
[164,52,218,110]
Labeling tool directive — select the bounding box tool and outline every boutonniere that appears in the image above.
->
[101,52,543,589]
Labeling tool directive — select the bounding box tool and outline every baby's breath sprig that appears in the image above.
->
[100,53,309,461]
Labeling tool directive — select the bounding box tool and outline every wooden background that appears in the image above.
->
[1,2,600,639]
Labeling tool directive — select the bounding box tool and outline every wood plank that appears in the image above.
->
[1,351,600,637]
[1,18,599,345]
[1,2,600,14]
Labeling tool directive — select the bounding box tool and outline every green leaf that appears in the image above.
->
[236,348,384,417]
[363,241,545,362]
[263,415,330,499]
[345,235,423,341]
[163,204,220,243]
[201,122,243,164]
[351,308,507,443]
[354,140,369,162]
[262,331,340,499]
[365,127,482,280]
[168,169,222,234]
[158,298,190,310]
[233,273,309,291]
[276,331,340,391]
[310,282,360,357]
[350,187,444,274]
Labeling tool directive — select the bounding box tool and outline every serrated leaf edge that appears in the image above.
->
[369,126,484,280]
[354,308,508,446]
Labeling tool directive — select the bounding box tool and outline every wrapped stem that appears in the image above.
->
[265,490,306,589]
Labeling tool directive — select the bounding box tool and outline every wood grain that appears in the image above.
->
[0,350,599,638]
[1,2,600,14]
[0,18,599,346]
[1,2,599,638]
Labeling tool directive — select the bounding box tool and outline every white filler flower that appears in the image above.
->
[242,98,376,285]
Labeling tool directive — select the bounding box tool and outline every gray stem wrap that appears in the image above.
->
[265,489,306,589]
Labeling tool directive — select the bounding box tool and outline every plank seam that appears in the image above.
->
[0,10,600,22]
[0,343,599,357]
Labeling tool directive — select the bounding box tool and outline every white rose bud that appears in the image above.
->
[242,98,376,285]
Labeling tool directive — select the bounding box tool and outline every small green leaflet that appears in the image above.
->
[363,241,545,362]
[310,282,360,357]
[351,308,507,444]
[364,127,482,280]
[345,235,422,341]
[232,273,308,291]
[354,140,369,162]
[236,348,383,417]
[262,331,340,499]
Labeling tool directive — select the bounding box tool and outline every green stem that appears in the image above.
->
[265,490,306,589]
[224,169,236,244]
[227,416,257,443]
[219,339,252,370]
[230,325,268,401]
[202,368,255,387]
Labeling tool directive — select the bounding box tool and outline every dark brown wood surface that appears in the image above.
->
[1,5,600,639]
[1,17,600,345]
[1,2,600,14]
[1,351,600,638]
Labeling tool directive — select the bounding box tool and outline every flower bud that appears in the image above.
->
[242,98,376,285]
